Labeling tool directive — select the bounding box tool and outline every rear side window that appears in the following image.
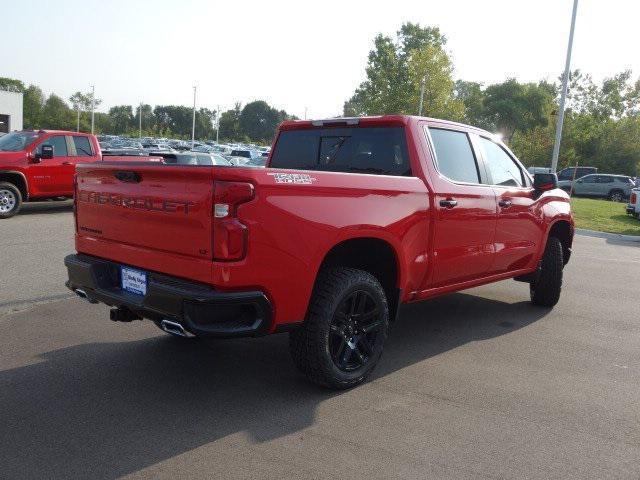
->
[270,127,411,176]
[428,128,479,184]
[72,136,93,156]
[598,176,614,184]
[478,137,524,187]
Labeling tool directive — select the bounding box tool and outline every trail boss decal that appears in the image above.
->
[268,173,316,184]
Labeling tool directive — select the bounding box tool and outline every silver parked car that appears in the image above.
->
[559,174,635,202]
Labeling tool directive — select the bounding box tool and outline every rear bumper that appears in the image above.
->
[64,254,272,338]
[626,205,636,214]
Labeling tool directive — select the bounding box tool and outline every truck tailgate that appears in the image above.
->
[75,162,214,276]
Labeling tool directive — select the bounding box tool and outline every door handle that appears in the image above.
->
[439,198,458,209]
[62,161,72,165]
[498,199,513,208]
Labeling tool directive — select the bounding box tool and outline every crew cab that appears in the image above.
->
[0,130,160,218]
[64,116,574,389]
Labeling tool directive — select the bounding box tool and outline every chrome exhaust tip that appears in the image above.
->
[74,288,98,304]
[160,319,193,338]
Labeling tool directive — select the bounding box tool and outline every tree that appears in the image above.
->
[482,79,555,142]
[0,77,25,93]
[41,94,75,130]
[219,103,242,141]
[108,105,134,133]
[239,101,282,143]
[343,23,460,118]
[454,80,487,127]
[23,85,45,129]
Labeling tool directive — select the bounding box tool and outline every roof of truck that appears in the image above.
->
[279,115,494,137]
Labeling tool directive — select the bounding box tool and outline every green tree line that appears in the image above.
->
[344,23,640,175]
[0,77,295,143]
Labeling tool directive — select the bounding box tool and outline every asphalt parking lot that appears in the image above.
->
[1,203,639,479]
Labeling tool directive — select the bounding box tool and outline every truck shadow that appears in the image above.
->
[19,200,73,215]
[0,292,549,479]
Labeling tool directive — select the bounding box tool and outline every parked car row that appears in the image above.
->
[98,135,271,167]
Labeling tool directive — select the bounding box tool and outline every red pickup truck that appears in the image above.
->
[0,130,155,218]
[65,116,574,389]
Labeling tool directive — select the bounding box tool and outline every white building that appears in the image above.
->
[0,90,23,133]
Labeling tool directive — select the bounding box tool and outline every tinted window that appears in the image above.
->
[428,128,479,183]
[581,175,597,183]
[231,150,251,158]
[37,135,68,157]
[270,127,411,176]
[615,177,632,184]
[597,176,613,184]
[72,136,93,156]
[0,131,40,151]
[479,137,523,187]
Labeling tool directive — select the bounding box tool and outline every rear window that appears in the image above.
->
[428,128,479,184]
[270,127,411,176]
[73,136,93,156]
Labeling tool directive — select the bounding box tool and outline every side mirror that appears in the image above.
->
[40,144,54,160]
[27,151,41,164]
[533,172,558,192]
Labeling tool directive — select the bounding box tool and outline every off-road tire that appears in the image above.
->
[289,267,389,389]
[530,236,564,307]
[0,182,22,219]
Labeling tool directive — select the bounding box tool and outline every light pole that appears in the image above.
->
[191,86,197,147]
[139,102,143,139]
[216,104,220,144]
[304,106,308,120]
[418,75,426,116]
[90,85,95,134]
[551,0,579,173]
[76,104,80,132]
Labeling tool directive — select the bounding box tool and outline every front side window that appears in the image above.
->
[270,127,411,176]
[72,136,93,156]
[478,137,524,187]
[581,175,597,184]
[427,128,479,184]
[36,135,68,157]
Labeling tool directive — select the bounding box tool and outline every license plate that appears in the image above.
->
[121,266,147,296]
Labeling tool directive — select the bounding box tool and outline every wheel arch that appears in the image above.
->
[314,236,403,322]
[547,219,573,265]
[0,170,29,201]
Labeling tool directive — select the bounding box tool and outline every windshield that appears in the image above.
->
[0,131,41,152]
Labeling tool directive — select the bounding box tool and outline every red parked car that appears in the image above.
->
[65,115,574,389]
[0,130,159,218]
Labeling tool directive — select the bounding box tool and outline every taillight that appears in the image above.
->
[631,192,637,205]
[73,173,78,231]
[213,181,254,261]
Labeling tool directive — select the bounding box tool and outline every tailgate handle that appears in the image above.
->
[114,171,141,183]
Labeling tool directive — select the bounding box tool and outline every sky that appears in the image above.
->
[1,0,638,119]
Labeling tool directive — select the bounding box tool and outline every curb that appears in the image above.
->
[575,228,640,243]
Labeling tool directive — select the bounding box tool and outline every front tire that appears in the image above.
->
[289,267,389,389]
[0,182,22,219]
[530,236,564,307]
